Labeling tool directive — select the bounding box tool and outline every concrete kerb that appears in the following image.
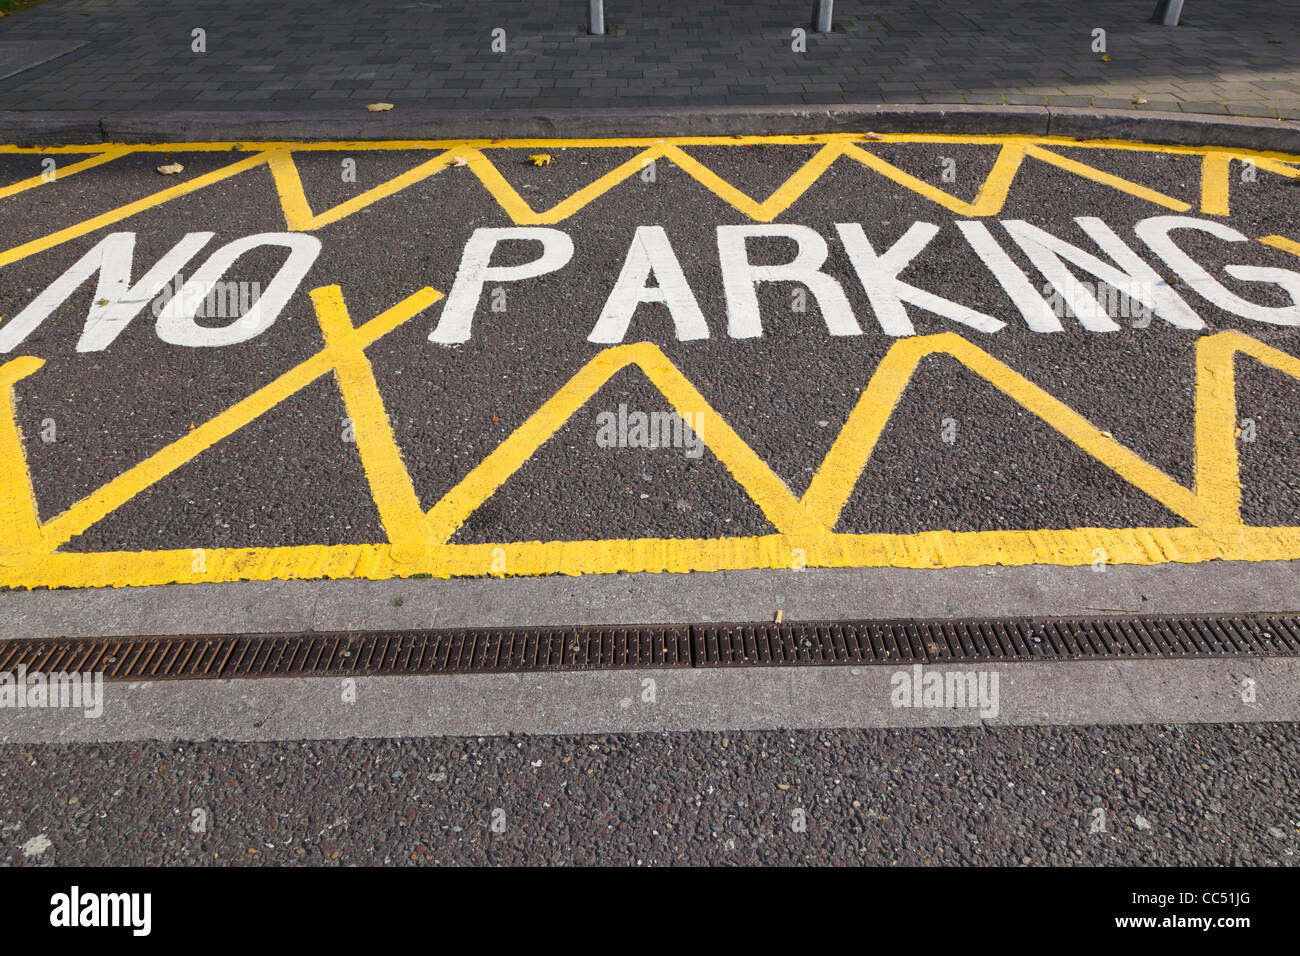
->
[0,104,1297,150]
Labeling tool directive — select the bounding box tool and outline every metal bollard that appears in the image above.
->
[812,0,834,33]
[1150,0,1184,26]
[589,0,606,35]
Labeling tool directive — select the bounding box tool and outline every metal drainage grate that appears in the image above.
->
[0,627,691,681]
[695,615,1300,665]
[0,615,1296,682]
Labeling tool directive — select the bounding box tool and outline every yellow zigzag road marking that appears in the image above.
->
[1022,145,1191,211]
[802,332,1211,530]
[2,308,1299,586]
[841,139,1027,217]
[3,134,1300,586]
[5,135,1287,271]
[424,342,829,544]
[18,286,441,556]
[656,142,847,222]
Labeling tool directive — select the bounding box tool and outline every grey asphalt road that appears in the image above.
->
[3,132,1300,867]
[3,722,1297,866]
[1,136,1298,555]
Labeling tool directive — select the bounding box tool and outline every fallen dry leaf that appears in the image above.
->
[528,154,552,167]
[449,156,468,167]
[156,163,184,176]
[1101,54,1113,62]
[1134,97,1149,105]
[861,131,885,140]
[366,102,394,112]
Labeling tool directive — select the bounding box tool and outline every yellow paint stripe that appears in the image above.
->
[38,287,440,548]
[632,346,827,538]
[425,343,825,544]
[800,338,920,527]
[310,285,432,561]
[0,148,132,201]
[1193,331,1244,529]
[0,357,46,564]
[842,140,1027,217]
[0,151,271,269]
[1259,234,1300,258]
[1200,150,1233,216]
[1200,154,1300,220]
[1025,144,1191,211]
[8,524,1300,589]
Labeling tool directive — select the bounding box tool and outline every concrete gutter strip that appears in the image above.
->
[0,657,1292,744]
[2,561,1299,641]
[0,104,1296,149]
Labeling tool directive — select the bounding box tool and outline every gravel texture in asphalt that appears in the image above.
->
[2,722,1297,866]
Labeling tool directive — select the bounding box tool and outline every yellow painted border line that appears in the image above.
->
[4,525,1300,589]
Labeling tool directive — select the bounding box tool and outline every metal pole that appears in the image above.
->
[812,0,834,33]
[1150,0,1184,26]
[588,0,606,35]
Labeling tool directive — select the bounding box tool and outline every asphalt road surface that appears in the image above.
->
[2,132,1300,867]
[2,134,1299,584]
[4,723,1298,866]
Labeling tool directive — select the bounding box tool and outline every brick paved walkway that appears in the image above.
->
[0,0,1297,119]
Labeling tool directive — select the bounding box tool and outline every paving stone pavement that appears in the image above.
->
[0,0,1296,119]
